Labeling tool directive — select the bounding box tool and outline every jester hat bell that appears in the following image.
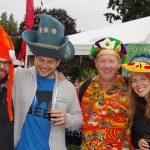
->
[22,15,75,61]
[89,37,127,63]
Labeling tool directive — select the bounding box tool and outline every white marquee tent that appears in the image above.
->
[23,17,150,69]
[26,16,150,66]
[68,16,150,55]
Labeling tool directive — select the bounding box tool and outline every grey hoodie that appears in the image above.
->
[13,66,82,150]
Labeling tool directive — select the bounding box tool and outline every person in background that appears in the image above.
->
[122,62,150,150]
[80,37,132,149]
[0,26,15,150]
[13,15,82,150]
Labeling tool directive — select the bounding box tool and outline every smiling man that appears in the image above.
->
[0,58,14,150]
[0,26,14,150]
[13,15,82,150]
[80,37,132,150]
[0,60,10,83]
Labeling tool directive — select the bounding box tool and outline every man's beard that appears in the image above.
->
[0,75,8,84]
[0,67,8,84]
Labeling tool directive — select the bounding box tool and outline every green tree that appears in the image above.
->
[0,12,9,31]
[0,12,18,34]
[8,13,18,34]
[19,7,78,35]
[104,0,150,23]
[0,12,18,56]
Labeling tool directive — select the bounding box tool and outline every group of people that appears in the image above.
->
[0,15,82,150]
[0,14,150,150]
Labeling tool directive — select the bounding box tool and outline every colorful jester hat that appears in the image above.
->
[122,62,150,73]
[0,26,16,121]
[89,37,127,63]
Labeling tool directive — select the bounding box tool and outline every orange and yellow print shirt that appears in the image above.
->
[81,75,131,150]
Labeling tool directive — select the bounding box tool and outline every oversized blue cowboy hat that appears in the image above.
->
[22,15,75,61]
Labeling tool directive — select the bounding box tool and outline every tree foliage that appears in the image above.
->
[0,12,18,34]
[19,8,78,35]
[8,14,18,34]
[104,0,150,23]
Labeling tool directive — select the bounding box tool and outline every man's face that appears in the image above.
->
[95,54,121,82]
[0,58,10,83]
[34,56,60,78]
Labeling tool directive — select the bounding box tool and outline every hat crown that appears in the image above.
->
[89,37,127,63]
[95,37,121,50]
[37,15,65,46]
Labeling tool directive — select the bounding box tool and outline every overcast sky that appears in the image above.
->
[0,0,118,32]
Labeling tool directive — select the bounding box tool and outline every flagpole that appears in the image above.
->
[25,46,28,68]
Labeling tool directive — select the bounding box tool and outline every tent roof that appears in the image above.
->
[68,16,150,55]
[27,17,150,56]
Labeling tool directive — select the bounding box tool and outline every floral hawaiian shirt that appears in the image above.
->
[81,75,131,150]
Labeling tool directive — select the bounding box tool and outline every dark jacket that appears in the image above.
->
[0,86,14,150]
[131,98,150,149]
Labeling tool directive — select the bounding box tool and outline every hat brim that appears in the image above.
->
[122,62,150,73]
[22,30,75,61]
